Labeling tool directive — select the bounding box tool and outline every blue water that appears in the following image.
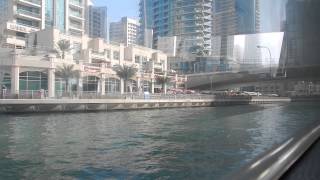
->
[0,103,319,179]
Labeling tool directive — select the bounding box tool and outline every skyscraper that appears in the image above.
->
[212,0,260,58]
[0,0,89,48]
[88,6,108,40]
[280,0,320,78]
[139,0,153,48]
[139,0,213,56]
[109,17,140,46]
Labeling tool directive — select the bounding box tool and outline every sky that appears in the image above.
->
[93,0,287,32]
[93,0,139,23]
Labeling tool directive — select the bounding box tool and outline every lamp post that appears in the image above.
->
[257,45,272,79]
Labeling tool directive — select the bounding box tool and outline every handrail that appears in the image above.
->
[224,122,320,180]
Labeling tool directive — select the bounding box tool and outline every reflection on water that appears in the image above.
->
[0,103,319,179]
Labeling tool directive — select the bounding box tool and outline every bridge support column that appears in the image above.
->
[120,78,124,94]
[137,77,141,94]
[11,65,19,95]
[48,68,55,98]
[100,74,105,96]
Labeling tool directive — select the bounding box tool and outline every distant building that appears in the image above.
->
[280,0,320,78]
[88,6,108,40]
[139,0,213,56]
[109,17,140,46]
[0,0,90,48]
[138,0,153,48]
[212,0,260,58]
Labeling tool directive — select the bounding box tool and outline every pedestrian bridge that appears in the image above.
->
[186,68,320,90]
[186,71,276,90]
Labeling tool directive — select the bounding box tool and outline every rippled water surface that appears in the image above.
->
[0,103,319,179]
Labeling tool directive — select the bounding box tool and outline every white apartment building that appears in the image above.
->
[0,0,89,48]
[109,17,140,46]
[0,28,186,97]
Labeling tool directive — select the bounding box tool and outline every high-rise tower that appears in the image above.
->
[88,6,108,40]
[139,0,213,56]
[212,0,260,58]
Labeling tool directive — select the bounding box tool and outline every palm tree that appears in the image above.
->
[112,65,137,93]
[156,75,171,94]
[55,64,80,94]
[56,40,71,59]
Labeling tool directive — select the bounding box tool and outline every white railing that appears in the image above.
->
[17,9,41,18]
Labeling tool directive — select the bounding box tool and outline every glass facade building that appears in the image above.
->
[212,0,260,59]
[56,0,66,31]
[280,0,320,78]
[139,0,212,56]
[45,0,54,28]
[88,6,108,40]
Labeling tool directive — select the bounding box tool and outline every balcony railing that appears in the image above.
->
[17,9,41,18]
[16,22,39,29]
[69,0,82,6]
[69,11,82,18]
[18,0,41,5]
[70,23,82,30]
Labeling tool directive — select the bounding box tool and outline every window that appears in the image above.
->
[113,51,120,60]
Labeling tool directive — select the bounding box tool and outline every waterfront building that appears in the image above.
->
[0,28,186,97]
[0,0,89,48]
[109,17,140,46]
[139,0,213,57]
[88,6,108,40]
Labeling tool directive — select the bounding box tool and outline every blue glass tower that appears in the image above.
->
[139,0,213,56]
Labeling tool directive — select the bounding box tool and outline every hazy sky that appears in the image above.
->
[94,0,288,32]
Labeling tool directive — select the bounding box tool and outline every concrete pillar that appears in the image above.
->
[48,54,56,98]
[151,79,155,94]
[120,78,124,94]
[77,70,83,96]
[100,74,105,96]
[137,77,141,94]
[11,66,19,95]
[164,83,167,94]
[48,68,55,98]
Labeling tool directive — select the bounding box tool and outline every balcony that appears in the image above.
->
[17,0,41,7]
[69,11,84,21]
[4,35,26,47]
[6,22,39,33]
[16,9,41,21]
[69,23,83,31]
[69,0,83,9]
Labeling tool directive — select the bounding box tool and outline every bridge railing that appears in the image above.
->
[224,122,320,180]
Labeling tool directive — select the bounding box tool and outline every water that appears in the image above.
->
[0,103,319,180]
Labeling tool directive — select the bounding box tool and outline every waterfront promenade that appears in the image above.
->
[0,94,291,113]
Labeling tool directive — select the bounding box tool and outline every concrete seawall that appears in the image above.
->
[0,97,291,113]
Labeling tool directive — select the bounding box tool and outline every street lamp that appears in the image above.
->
[257,45,272,79]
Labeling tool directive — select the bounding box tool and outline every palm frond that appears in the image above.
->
[112,65,137,81]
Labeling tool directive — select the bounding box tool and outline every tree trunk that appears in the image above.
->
[62,51,65,59]
[66,79,70,97]
[124,81,127,93]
